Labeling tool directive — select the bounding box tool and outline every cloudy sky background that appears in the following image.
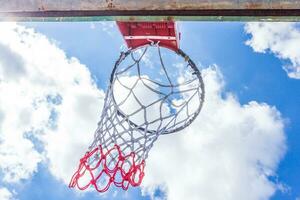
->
[0,22,299,200]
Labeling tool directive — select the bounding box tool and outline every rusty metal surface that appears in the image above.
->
[1,0,300,11]
[0,0,300,21]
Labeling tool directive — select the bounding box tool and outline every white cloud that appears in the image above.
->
[0,22,105,187]
[90,22,96,29]
[141,67,286,200]
[0,22,287,200]
[245,22,300,79]
[98,22,116,36]
[0,187,13,200]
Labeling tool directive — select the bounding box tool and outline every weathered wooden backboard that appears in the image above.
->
[1,0,300,21]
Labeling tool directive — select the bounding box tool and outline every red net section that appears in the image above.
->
[69,144,145,192]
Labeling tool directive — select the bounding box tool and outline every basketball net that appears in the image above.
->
[69,22,204,193]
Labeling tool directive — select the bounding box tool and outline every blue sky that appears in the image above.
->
[0,22,299,200]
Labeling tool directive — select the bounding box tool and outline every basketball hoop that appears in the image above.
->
[69,21,205,193]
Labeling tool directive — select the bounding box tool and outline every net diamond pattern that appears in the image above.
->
[69,44,204,192]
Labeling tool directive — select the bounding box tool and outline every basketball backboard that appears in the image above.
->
[1,0,300,21]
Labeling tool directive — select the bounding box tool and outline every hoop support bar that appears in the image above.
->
[117,21,180,51]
